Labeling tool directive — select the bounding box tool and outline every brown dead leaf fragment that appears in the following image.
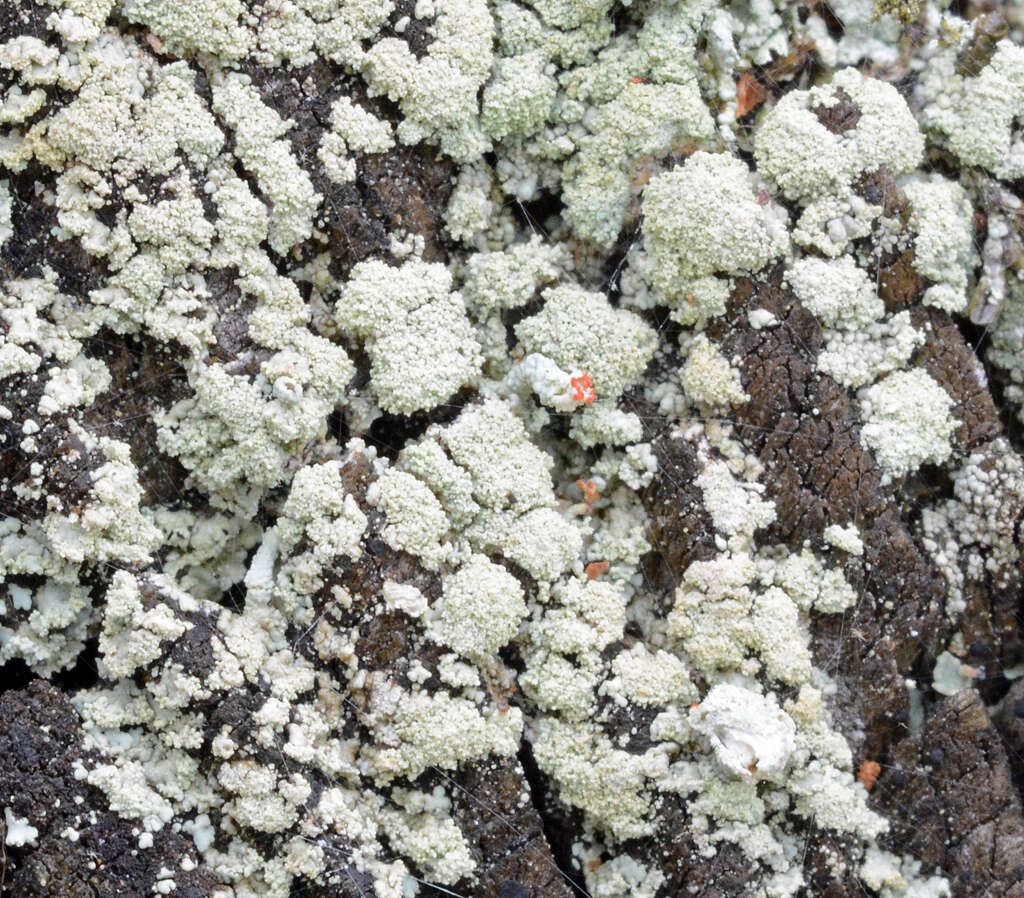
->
[857,759,881,791]
[736,72,767,118]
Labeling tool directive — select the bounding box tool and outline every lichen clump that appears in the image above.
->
[3,1,1023,897]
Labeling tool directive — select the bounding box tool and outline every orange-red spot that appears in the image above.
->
[585,561,610,579]
[571,373,596,404]
[857,759,881,791]
[736,71,767,118]
[575,478,600,504]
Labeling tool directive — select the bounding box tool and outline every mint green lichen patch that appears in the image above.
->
[515,284,656,399]
[1,1,1000,895]
[375,469,450,570]
[920,39,1024,181]
[755,67,922,255]
[361,0,493,162]
[212,74,320,254]
[432,554,526,657]
[903,176,976,314]
[120,0,252,59]
[460,236,565,316]
[641,151,785,324]
[859,369,957,479]
[786,255,882,330]
[481,52,557,141]
[756,67,923,204]
[681,334,748,411]
[335,259,482,414]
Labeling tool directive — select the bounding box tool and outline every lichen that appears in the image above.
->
[431,554,526,657]
[903,176,976,314]
[859,369,957,480]
[919,37,1024,181]
[640,151,785,324]
[680,334,749,411]
[514,283,657,399]
[754,67,923,255]
[4,1,1012,896]
[335,258,482,414]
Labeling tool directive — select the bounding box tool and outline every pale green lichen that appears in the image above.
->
[98,571,191,679]
[327,96,394,153]
[364,690,523,783]
[459,236,564,316]
[361,0,493,162]
[481,52,558,141]
[399,439,478,530]
[641,151,785,324]
[379,799,475,885]
[444,163,496,244]
[859,369,957,479]
[903,175,976,314]
[755,67,923,255]
[515,283,657,398]
[919,439,1024,612]
[42,434,161,565]
[823,523,864,556]
[756,67,923,203]
[578,851,665,898]
[120,0,252,59]
[336,259,482,414]
[569,402,644,448]
[0,579,92,675]
[786,255,883,331]
[987,273,1024,423]
[38,352,110,415]
[157,345,352,511]
[667,552,812,686]
[680,334,749,411]
[431,554,526,657]
[318,96,394,183]
[920,38,1024,181]
[531,718,667,840]
[374,469,450,570]
[817,313,923,389]
[861,848,951,898]
[0,179,11,246]
[932,650,974,696]
[0,2,983,895]
[769,548,858,614]
[211,73,320,254]
[275,461,368,560]
[555,2,717,245]
[695,460,775,549]
[606,644,696,707]
[786,254,925,388]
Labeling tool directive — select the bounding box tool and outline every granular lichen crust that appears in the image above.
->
[1,1,1024,897]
